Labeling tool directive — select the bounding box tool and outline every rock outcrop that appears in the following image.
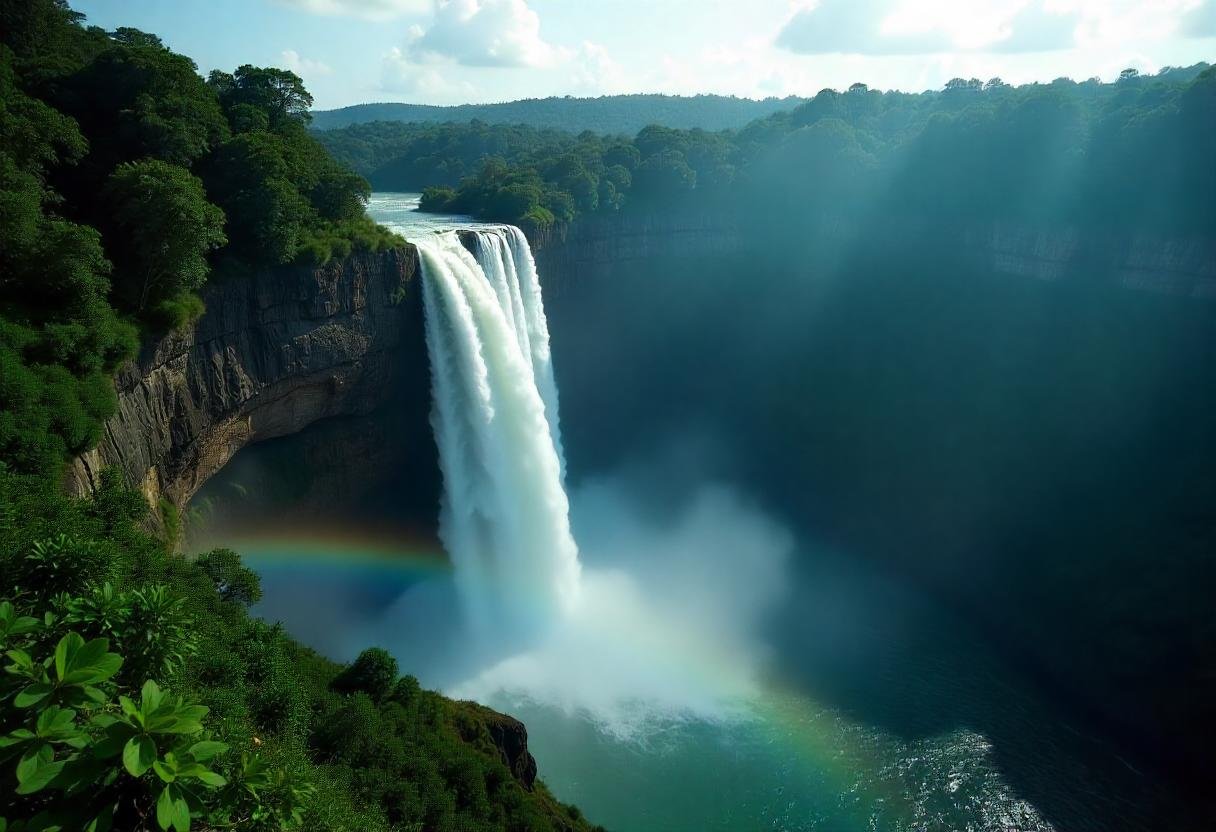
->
[485,712,539,790]
[67,246,423,511]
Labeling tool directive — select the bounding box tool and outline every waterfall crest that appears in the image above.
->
[417,227,580,643]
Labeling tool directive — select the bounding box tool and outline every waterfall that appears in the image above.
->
[416,227,580,644]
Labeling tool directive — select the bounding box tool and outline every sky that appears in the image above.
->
[71,0,1216,109]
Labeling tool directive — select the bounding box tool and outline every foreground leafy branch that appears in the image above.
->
[0,600,308,832]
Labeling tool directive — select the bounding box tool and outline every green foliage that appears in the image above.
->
[0,0,402,475]
[104,160,226,314]
[0,463,596,832]
[309,93,807,133]
[0,45,137,475]
[8,534,113,600]
[158,497,182,549]
[331,648,397,703]
[194,548,262,606]
[210,65,314,129]
[0,606,292,831]
[324,62,1214,236]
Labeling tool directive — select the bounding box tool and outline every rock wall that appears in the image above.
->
[67,246,424,511]
[535,211,1216,299]
[68,213,1215,520]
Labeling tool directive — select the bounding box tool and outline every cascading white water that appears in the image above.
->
[416,227,580,644]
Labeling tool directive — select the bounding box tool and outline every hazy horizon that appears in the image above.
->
[71,0,1216,110]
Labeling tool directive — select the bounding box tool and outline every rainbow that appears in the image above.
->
[195,524,450,576]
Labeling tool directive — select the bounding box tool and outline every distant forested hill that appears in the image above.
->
[324,63,1214,240]
[311,93,807,133]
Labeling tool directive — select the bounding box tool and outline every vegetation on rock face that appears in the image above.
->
[0,3,594,830]
[319,63,1214,237]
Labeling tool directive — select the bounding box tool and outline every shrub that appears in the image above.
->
[331,648,398,703]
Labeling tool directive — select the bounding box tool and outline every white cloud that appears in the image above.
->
[569,41,627,94]
[273,0,430,20]
[407,0,563,67]
[381,45,479,101]
[776,0,1205,56]
[280,49,333,76]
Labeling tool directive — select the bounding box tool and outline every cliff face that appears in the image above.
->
[535,212,1216,299]
[68,246,424,511]
[70,215,1215,517]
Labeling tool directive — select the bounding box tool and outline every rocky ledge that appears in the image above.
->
[67,246,423,511]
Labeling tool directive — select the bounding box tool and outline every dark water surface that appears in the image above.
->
[219,535,1193,832]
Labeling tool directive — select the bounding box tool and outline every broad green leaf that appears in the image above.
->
[14,682,53,708]
[186,740,227,761]
[82,686,108,704]
[36,707,76,737]
[4,648,34,673]
[141,680,163,713]
[14,758,65,794]
[62,651,122,686]
[149,717,205,735]
[118,696,140,722]
[8,616,39,637]
[93,723,136,759]
[171,789,191,832]
[153,760,176,783]
[66,637,110,674]
[193,770,226,787]
[53,633,84,682]
[16,743,51,783]
[123,735,157,777]
[156,786,175,831]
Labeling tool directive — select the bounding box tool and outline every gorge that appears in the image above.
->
[7,6,1212,828]
[75,196,1207,831]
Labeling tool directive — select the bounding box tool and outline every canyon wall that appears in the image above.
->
[71,213,1215,521]
[535,211,1216,299]
[67,246,425,511]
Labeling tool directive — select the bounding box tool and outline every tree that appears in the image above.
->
[195,547,262,606]
[215,65,313,127]
[60,45,229,167]
[103,160,226,314]
[203,132,312,265]
[108,26,164,49]
[331,647,399,703]
[632,148,696,201]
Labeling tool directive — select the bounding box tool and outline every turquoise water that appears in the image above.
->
[227,536,1184,832]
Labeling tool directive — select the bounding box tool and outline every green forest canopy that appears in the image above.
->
[315,63,1215,237]
[310,93,808,134]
